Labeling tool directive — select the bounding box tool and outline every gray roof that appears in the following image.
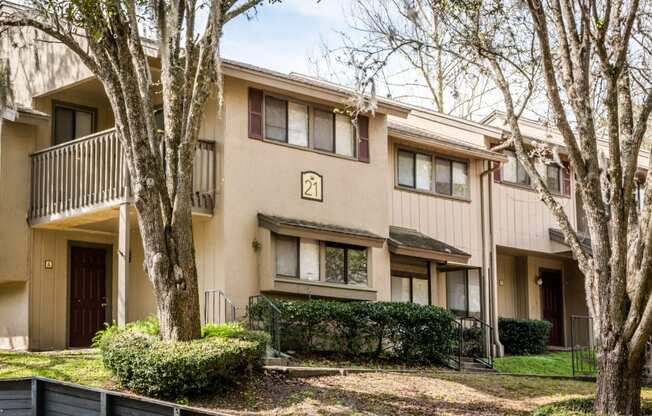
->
[387,121,506,161]
[389,226,470,257]
[548,228,593,255]
[258,214,384,241]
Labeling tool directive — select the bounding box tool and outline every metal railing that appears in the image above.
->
[571,315,597,376]
[443,318,463,370]
[248,294,281,356]
[29,129,216,224]
[204,289,236,324]
[459,316,494,369]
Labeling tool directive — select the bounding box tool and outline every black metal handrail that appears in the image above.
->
[204,289,237,324]
[459,316,494,369]
[248,294,281,355]
[571,315,597,376]
[443,318,463,370]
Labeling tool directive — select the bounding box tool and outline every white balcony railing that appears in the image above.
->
[29,129,216,225]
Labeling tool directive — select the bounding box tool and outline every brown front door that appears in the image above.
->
[69,246,107,348]
[541,270,564,346]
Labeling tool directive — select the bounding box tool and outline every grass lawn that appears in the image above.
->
[494,351,575,376]
[0,350,112,388]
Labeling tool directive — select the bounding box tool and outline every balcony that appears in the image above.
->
[29,129,216,226]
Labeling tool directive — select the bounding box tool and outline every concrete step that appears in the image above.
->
[264,356,291,366]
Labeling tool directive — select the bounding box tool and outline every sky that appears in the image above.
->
[221,0,350,77]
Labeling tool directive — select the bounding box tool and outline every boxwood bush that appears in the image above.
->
[498,317,552,355]
[96,320,268,398]
[251,299,457,364]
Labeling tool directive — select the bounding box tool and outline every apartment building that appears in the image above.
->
[0,13,594,354]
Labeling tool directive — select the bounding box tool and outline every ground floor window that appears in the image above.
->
[391,275,430,305]
[446,269,481,318]
[274,233,368,286]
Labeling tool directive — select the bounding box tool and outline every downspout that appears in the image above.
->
[480,160,504,357]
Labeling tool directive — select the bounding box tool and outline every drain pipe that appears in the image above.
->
[480,160,504,357]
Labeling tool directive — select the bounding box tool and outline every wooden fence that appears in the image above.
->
[0,377,230,416]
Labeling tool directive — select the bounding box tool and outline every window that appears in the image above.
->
[335,114,355,157]
[397,149,468,197]
[276,235,299,277]
[313,109,355,157]
[547,164,561,193]
[264,96,309,146]
[502,151,530,186]
[436,158,469,198]
[446,269,481,318]
[397,150,434,191]
[53,103,96,144]
[251,89,366,160]
[325,243,368,286]
[274,235,368,286]
[391,275,430,305]
[299,238,320,281]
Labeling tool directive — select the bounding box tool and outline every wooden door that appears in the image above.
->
[69,246,107,348]
[541,270,564,346]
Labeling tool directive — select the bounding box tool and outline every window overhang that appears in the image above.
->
[388,226,471,264]
[258,213,385,248]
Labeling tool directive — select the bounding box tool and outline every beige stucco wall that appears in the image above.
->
[0,24,94,108]
[0,121,37,284]
[217,77,393,307]
[0,282,29,350]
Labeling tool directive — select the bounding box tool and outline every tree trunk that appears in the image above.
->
[595,342,644,416]
[134,184,201,341]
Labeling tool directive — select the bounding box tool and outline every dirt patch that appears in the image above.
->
[190,371,596,415]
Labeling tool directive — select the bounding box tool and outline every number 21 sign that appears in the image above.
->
[301,171,323,202]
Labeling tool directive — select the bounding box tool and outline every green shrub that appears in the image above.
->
[251,299,456,364]
[97,320,269,398]
[498,317,552,355]
[92,316,159,347]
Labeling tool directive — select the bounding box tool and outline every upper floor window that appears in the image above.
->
[397,148,469,199]
[546,164,561,193]
[502,150,530,186]
[53,102,97,145]
[274,234,367,286]
[249,88,370,162]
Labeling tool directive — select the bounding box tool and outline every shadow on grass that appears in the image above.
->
[190,372,556,416]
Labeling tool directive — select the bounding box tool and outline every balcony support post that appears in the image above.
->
[117,202,130,326]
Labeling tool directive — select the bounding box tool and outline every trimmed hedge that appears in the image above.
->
[96,320,268,398]
[498,317,552,355]
[251,299,457,364]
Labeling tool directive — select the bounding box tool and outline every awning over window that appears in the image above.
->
[257,213,386,248]
[548,228,593,255]
[388,226,471,263]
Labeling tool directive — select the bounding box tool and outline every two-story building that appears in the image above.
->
[0,9,595,355]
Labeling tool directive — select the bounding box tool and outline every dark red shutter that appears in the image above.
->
[248,88,263,140]
[562,161,571,196]
[493,163,501,182]
[358,115,370,163]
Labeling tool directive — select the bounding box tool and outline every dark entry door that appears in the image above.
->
[541,270,564,346]
[69,246,107,348]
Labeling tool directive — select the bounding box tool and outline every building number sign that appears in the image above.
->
[301,171,323,202]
